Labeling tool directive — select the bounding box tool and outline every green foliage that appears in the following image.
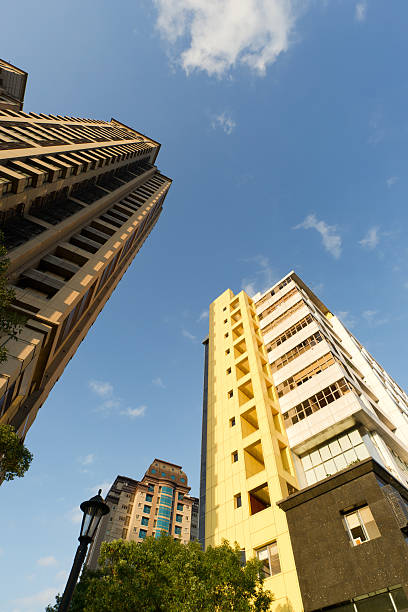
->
[0,233,24,364]
[0,423,33,481]
[46,536,273,612]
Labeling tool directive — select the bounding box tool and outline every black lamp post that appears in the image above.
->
[59,489,110,612]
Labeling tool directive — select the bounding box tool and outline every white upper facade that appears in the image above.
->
[254,273,408,489]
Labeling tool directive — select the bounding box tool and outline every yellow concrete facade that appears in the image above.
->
[204,288,303,611]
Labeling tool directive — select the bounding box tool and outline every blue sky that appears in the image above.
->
[1,1,408,609]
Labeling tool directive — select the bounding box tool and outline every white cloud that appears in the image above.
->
[79,453,94,466]
[359,226,379,250]
[241,255,277,298]
[13,587,60,610]
[67,506,82,524]
[89,482,111,497]
[362,309,388,327]
[197,310,209,322]
[386,176,398,188]
[182,328,196,341]
[293,214,342,259]
[37,556,57,567]
[336,311,356,329]
[89,380,113,397]
[154,0,297,77]
[212,112,236,135]
[120,406,147,418]
[152,377,166,388]
[355,1,367,22]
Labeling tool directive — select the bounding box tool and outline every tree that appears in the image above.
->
[46,536,273,611]
[0,423,33,482]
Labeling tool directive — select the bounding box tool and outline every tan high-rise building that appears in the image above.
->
[87,459,199,569]
[0,59,27,112]
[0,59,171,440]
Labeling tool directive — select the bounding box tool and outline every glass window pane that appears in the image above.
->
[345,512,360,529]
[356,592,394,612]
[390,587,408,611]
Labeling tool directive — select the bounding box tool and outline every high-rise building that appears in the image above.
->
[200,272,408,611]
[87,459,199,570]
[0,59,171,440]
[0,59,27,112]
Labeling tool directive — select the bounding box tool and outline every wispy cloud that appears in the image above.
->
[336,311,357,329]
[182,329,196,342]
[368,110,384,145]
[37,556,57,567]
[89,482,111,497]
[362,309,388,327]
[197,310,209,322]
[211,113,236,135]
[79,453,94,467]
[241,255,277,298]
[88,380,113,397]
[13,587,61,610]
[120,406,147,419]
[359,226,379,250]
[293,214,342,259]
[154,0,298,78]
[67,506,82,524]
[152,377,166,389]
[88,380,144,418]
[386,176,398,188]
[355,1,367,22]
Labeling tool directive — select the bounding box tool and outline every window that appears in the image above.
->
[276,353,336,398]
[227,367,231,375]
[148,484,154,492]
[344,506,380,546]
[151,468,156,474]
[175,526,181,535]
[225,332,229,338]
[256,542,281,577]
[226,349,230,355]
[177,503,183,511]
[176,514,182,522]
[146,494,153,502]
[232,451,238,463]
[180,478,185,483]
[230,417,236,427]
[141,516,149,526]
[143,505,151,514]
[266,313,314,352]
[234,493,242,509]
[224,319,228,324]
[178,493,184,500]
[139,529,147,539]
[161,472,166,477]
[228,390,233,399]
[270,331,324,373]
[284,379,351,427]
[239,550,246,567]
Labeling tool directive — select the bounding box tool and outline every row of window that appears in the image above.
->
[276,353,336,398]
[266,313,314,352]
[283,378,352,426]
[270,331,323,373]
[255,277,293,309]
[261,299,305,337]
[258,287,299,321]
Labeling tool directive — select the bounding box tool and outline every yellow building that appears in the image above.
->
[200,288,303,611]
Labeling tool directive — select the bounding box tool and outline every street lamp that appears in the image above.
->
[59,489,110,611]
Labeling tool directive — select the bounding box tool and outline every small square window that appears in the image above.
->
[141,516,149,526]
[256,542,281,577]
[228,390,233,399]
[178,493,184,500]
[175,526,182,535]
[224,319,228,324]
[223,307,227,311]
[148,484,154,492]
[344,506,380,546]
[232,451,238,463]
[176,514,182,522]
[146,494,153,502]
[226,349,230,355]
[227,368,231,375]
[225,333,229,338]
[139,529,147,539]
[143,505,151,514]
[234,493,242,509]
[177,503,183,511]
[230,417,236,427]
